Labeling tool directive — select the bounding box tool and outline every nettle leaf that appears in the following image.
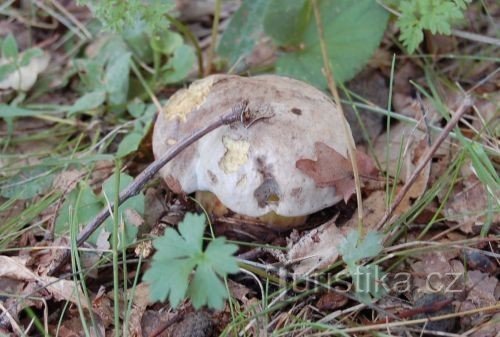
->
[217,0,268,68]
[144,213,239,309]
[263,0,310,46]
[339,230,383,268]
[272,0,388,87]
[0,167,54,200]
[1,33,18,59]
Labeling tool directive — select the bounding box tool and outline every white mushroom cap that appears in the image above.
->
[152,74,352,218]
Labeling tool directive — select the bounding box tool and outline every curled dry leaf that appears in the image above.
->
[296,142,378,203]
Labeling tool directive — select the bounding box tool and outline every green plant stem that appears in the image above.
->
[205,0,221,75]
[112,161,121,337]
[311,0,363,232]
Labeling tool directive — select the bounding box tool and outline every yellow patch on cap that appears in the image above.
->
[219,136,250,173]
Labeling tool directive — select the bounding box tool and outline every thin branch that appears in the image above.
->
[376,96,473,230]
[47,101,250,276]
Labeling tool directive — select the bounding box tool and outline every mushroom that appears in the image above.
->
[152,74,354,231]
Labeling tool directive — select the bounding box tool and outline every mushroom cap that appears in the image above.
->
[152,74,352,217]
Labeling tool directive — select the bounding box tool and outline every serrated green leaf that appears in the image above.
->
[2,33,18,59]
[189,263,228,309]
[144,212,239,309]
[0,167,54,200]
[274,0,388,87]
[352,264,387,303]
[204,238,239,275]
[397,0,468,53]
[263,0,310,46]
[105,52,131,106]
[217,0,268,67]
[340,230,383,267]
[67,91,106,116]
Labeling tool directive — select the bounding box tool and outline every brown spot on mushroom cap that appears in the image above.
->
[254,177,281,208]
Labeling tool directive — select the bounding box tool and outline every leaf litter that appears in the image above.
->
[1,1,499,336]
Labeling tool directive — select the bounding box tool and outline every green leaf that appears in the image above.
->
[161,44,195,84]
[116,128,143,158]
[19,48,44,67]
[122,20,153,62]
[67,91,106,116]
[127,100,146,118]
[0,104,48,118]
[2,33,18,59]
[143,213,239,309]
[352,264,387,303]
[105,52,131,106]
[273,0,389,87]
[217,0,268,67]
[151,31,183,55]
[0,167,54,200]
[55,182,102,234]
[102,173,143,247]
[0,63,16,81]
[263,0,310,46]
[396,0,469,53]
[339,230,383,268]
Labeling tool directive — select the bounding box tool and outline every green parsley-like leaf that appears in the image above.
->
[339,230,383,268]
[143,213,239,309]
[352,264,387,303]
[396,0,470,53]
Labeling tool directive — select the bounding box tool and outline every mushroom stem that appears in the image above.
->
[196,191,308,231]
[48,101,250,276]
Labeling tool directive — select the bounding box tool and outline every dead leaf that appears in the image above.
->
[444,175,500,233]
[296,142,378,202]
[288,219,345,275]
[0,255,88,309]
